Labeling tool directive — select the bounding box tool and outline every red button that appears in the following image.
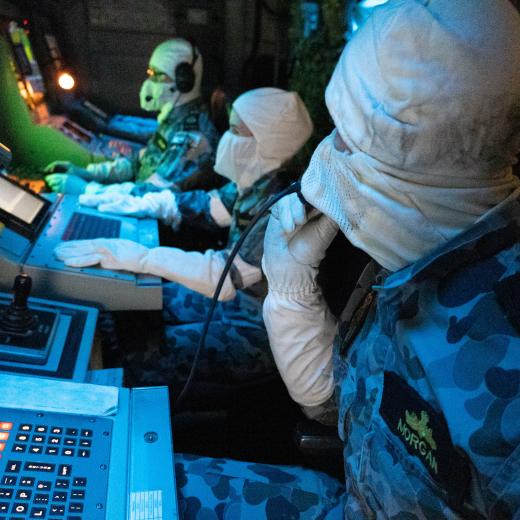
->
[0,422,12,431]
[0,433,9,441]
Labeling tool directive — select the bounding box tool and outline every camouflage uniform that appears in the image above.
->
[91,98,220,192]
[171,190,520,518]
[123,171,291,389]
[336,189,520,518]
[174,454,345,519]
[134,98,219,190]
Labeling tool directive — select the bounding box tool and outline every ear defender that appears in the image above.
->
[174,41,198,94]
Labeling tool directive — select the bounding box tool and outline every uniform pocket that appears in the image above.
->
[358,420,459,519]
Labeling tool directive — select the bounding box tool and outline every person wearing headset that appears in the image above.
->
[44,38,220,195]
[53,88,313,395]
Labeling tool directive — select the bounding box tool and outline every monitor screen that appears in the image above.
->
[0,176,45,224]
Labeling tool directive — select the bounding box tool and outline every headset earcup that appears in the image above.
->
[175,62,195,93]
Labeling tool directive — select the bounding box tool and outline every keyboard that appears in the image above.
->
[0,408,111,519]
[61,213,121,241]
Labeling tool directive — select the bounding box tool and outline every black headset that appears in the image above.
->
[173,40,198,94]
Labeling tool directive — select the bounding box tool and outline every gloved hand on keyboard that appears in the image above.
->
[54,238,238,300]
[79,190,180,225]
[54,239,149,271]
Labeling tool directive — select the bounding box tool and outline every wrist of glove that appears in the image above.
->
[45,174,88,195]
[54,239,149,272]
[262,213,338,296]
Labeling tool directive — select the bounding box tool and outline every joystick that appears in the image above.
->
[0,274,37,334]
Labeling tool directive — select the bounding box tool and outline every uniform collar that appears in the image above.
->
[161,97,205,124]
[377,188,520,290]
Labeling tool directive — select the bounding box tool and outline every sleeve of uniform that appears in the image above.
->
[85,157,136,183]
[174,182,236,232]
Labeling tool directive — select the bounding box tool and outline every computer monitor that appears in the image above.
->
[0,174,50,239]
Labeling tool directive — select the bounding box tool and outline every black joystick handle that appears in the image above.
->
[12,274,31,309]
[0,274,37,333]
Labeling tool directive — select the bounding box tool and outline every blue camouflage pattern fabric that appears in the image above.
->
[134,97,220,190]
[174,453,345,519]
[123,282,273,390]
[123,171,292,388]
[168,181,238,235]
[335,188,520,518]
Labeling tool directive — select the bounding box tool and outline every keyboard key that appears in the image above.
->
[78,449,90,458]
[50,504,65,515]
[20,477,34,486]
[68,503,83,513]
[35,426,47,433]
[49,437,61,445]
[12,444,25,453]
[5,460,20,473]
[0,433,9,441]
[1,476,16,486]
[15,434,28,442]
[34,493,49,504]
[36,481,51,491]
[55,479,69,489]
[19,424,31,432]
[50,427,62,435]
[30,507,46,518]
[32,435,45,443]
[0,423,12,431]
[29,446,43,454]
[24,462,55,472]
[63,438,76,446]
[57,465,71,477]
[62,212,121,241]
[0,443,5,452]
[70,489,84,499]
[80,429,92,438]
[72,477,86,487]
[52,491,67,502]
[45,447,59,455]
[11,503,28,515]
[61,448,74,457]
[0,503,7,513]
[0,490,11,499]
[15,489,31,500]
[65,429,77,436]
[79,439,91,447]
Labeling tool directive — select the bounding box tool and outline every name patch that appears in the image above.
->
[380,371,470,504]
[153,133,168,151]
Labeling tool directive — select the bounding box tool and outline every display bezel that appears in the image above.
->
[0,174,50,240]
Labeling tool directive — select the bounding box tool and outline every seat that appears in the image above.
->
[294,420,344,480]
